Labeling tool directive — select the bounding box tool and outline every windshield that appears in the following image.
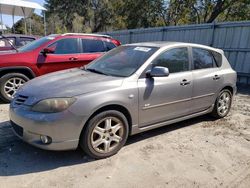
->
[86,46,158,77]
[18,36,56,52]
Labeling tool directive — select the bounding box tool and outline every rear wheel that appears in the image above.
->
[0,73,29,102]
[80,110,129,159]
[211,89,232,118]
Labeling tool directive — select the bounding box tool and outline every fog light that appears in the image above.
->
[40,135,52,144]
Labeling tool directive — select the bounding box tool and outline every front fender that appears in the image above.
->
[68,86,139,133]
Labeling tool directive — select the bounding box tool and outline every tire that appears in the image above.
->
[0,73,29,103]
[80,110,129,159]
[211,89,232,118]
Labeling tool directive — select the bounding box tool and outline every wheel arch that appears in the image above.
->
[81,104,133,135]
[220,85,234,95]
[0,67,36,79]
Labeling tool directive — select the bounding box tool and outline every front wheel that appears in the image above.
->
[0,73,29,102]
[211,89,232,118]
[80,110,129,159]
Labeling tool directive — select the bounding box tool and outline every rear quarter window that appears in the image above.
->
[211,51,223,67]
[104,41,116,51]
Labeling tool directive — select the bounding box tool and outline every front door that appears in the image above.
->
[36,38,82,74]
[138,47,193,127]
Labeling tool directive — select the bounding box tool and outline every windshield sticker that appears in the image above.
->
[133,47,152,52]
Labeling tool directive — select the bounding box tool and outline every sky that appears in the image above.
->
[2,0,45,28]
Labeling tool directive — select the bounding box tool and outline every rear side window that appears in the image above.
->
[18,37,35,47]
[81,39,106,53]
[152,47,189,73]
[193,48,215,69]
[49,38,80,54]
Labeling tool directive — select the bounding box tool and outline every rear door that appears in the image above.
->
[77,38,107,65]
[36,38,81,74]
[138,47,193,127]
[191,47,224,113]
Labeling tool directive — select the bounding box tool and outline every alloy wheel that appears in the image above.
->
[90,117,124,154]
[217,91,231,116]
[4,77,25,98]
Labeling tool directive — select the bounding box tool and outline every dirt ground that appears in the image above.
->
[0,86,250,188]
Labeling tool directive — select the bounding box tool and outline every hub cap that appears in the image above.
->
[4,77,25,98]
[91,117,124,154]
[217,92,231,116]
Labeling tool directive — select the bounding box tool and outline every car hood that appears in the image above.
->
[18,68,124,102]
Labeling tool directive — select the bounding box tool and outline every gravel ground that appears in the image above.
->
[0,86,250,188]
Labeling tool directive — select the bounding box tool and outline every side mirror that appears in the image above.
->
[146,66,169,77]
[42,47,55,55]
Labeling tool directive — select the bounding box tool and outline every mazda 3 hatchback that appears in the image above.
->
[10,42,237,159]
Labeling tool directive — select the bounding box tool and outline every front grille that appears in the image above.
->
[14,95,29,106]
[11,121,23,137]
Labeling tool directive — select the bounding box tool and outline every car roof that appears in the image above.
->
[50,33,113,39]
[126,41,224,54]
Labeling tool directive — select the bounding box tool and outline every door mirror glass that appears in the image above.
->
[146,66,169,77]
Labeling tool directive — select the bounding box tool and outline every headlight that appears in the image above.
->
[31,98,76,113]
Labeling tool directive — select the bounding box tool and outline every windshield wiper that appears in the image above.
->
[85,68,109,76]
[0,33,18,52]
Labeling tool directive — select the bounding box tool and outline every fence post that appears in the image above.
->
[210,22,216,46]
[129,31,133,43]
[162,28,166,41]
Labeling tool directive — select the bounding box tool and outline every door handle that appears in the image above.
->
[180,79,191,86]
[69,57,78,61]
[213,75,220,80]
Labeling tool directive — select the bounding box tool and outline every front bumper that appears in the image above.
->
[9,105,86,151]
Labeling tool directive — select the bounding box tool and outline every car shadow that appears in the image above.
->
[237,84,250,95]
[0,115,217,177]
[127,115,217,145]
[0,100,7,105]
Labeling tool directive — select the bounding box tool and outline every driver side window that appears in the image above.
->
[48,38,80,54]
[153,47,189,73]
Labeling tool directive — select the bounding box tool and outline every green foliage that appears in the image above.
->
[12,13,44,35]
[12,0,250,35]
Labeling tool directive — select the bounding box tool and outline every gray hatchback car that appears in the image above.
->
[10,42,237,159]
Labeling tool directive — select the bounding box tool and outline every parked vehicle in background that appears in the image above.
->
[0,34,37,51]
[0,33,121,102]
[10,42,236,159]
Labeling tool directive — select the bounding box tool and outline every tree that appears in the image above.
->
[12,13,44,35]
[42,0,250,33]
[119,0,165,29]
[45,0,89,32]
[192,0,250,23]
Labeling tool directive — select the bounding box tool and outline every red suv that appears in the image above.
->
[0,33,121,102]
